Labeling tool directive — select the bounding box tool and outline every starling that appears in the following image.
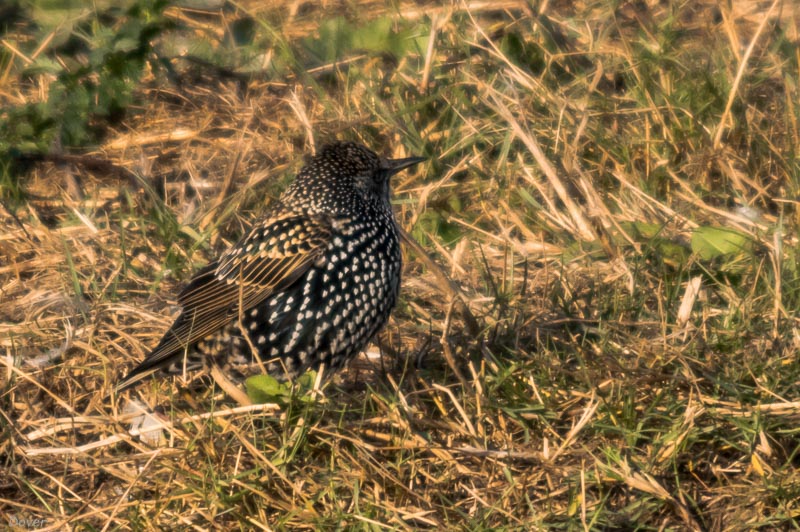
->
[115,142,424,392]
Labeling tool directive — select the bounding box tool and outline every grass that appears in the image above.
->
[2,0,800,529]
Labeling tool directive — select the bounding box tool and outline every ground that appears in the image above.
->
[1,0,799,530]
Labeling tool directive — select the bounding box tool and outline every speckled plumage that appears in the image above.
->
[115,142,424,392]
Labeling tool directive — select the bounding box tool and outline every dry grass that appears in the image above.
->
[2,0,800,529]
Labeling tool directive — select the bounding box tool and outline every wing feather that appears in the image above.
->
[114,211,332,392]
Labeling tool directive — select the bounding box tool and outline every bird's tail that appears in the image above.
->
[113,330,190,393]
[114,364,165,393]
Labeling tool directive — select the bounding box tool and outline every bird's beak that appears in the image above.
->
[384,156,426,177]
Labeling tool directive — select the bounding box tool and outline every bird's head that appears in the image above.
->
[300,142,425,204]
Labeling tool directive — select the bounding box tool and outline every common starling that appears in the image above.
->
[115,142,424,392]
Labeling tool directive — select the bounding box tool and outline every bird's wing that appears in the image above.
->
[114,211,333,392]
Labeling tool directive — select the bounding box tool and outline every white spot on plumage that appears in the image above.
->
[286,330,300,352]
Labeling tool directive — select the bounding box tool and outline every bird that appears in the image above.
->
[115,141,425,393]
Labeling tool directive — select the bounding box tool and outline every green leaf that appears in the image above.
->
[627,221,663,239]
[304,16,353,63]
[517,187,542,209]
[562,238,605,262]
[653,239,690,268]
[353,16,410,57]
[295,370,317,390]
[303,15,414,65]
[22,56,63,76]
[691,226,751,260]
[245,370,318,404]
[245,374,290,404]
[625,221,689,267]
[113,37,140,53]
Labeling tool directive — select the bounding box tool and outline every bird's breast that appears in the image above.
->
[236,212,402,380]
